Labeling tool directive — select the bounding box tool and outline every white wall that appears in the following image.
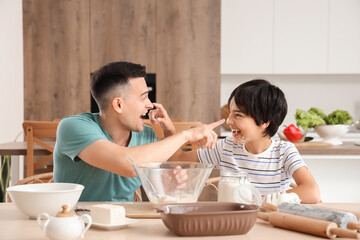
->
[221,74,360,129]
[0,0,24,143]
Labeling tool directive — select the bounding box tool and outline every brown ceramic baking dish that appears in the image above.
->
[154,202,259,236]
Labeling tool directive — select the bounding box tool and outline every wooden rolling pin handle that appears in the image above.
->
[258,210,360,238]
[330,227,359,239]
[347,222,360,232]
[267,211,338,238]
[262,202,278,212]
[257,212,270,221]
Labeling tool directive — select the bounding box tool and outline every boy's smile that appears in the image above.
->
[227,98,269,146]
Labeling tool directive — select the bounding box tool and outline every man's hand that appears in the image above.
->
[148,103,176,137]
[184,119,225,149]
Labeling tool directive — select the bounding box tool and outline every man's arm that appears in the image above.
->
[286,166,321,203]
[168,149,199,162]
[77,119,224,178]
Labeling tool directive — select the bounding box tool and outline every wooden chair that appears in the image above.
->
[22,121,59,177]
[173,122,202,150]
[143,120,164,139]
[143,119,183,139]
[144,120,202,150]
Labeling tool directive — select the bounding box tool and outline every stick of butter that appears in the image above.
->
[90,204,126,225]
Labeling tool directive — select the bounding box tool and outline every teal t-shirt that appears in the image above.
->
[53,113,157,201]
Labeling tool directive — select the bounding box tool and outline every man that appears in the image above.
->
[53,61,223,201]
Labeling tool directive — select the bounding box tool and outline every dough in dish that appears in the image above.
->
[90,204,126,225]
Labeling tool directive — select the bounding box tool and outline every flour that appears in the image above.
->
[149,192,198,205]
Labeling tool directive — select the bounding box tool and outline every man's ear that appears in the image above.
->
[112,97,124,113]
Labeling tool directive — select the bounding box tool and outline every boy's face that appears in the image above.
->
[227,98,268,143]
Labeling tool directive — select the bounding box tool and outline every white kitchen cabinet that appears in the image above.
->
[273,0,328,73]
[328,0,360,73]
[221,0,273,74]
[221,0,360,74]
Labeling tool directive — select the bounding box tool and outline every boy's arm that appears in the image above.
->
[286,166,321,204]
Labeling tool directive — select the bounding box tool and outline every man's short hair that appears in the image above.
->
[90,61,146,111]
[228,79,288,137]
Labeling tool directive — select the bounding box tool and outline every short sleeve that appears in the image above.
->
[56,116,107,161]
[282,142,307,177]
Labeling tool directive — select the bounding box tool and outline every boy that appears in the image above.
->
[174,79,320,203]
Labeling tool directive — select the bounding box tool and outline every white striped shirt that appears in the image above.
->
[197,137,306,195]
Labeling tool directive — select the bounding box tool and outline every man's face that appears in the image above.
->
[120,77,153,132]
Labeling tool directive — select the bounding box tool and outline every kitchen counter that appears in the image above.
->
[1,202,359,240]
[296,141,360,155]
[220,130,360,155]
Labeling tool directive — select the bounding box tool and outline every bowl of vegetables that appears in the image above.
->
[314,125,350,145]
[295,108,353,145]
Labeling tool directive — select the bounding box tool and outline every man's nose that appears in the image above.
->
[145,98,153,109]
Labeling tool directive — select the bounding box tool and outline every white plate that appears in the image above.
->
[91,218,138,230]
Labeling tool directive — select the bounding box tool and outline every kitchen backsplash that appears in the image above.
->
[221,74,360,131]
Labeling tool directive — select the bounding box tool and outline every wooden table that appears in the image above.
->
[1,202,359,240]
[0,141,53,156]
[0,141,54,185]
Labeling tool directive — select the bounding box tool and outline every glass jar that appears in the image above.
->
[218,170,261,205]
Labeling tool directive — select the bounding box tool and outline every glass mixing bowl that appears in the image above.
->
[134,162,213,205]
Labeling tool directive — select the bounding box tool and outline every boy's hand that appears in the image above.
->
[163,166,188,190]
[184,119,225,149]
[148,103,176,136]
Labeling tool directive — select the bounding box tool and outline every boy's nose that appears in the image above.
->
[226,117,233,125]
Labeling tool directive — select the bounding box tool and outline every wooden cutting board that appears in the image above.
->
[294,142,332,148]
[118,202,161,219]
[76,202,161,219]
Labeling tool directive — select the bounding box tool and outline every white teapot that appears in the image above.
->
[37,205,92,240]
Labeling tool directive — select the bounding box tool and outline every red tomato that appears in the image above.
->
[283,124,302,142]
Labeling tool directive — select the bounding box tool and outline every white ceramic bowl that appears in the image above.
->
[6,183,84,219]
[314,125,350,145]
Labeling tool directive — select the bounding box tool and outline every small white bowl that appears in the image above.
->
[314,125,350,145]
[6,183,84,219]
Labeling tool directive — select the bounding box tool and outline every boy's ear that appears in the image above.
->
[261,121,270,129]
[112,97,124,113]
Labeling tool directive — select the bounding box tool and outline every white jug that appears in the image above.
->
[37,205,92,240]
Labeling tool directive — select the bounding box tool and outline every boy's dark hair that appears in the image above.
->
[91,61,146,111]
[228,79,287,137]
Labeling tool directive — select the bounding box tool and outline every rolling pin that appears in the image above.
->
[262,202,360,232]
[257,211,359,239]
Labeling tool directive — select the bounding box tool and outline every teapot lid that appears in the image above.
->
[56,205,74,217]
